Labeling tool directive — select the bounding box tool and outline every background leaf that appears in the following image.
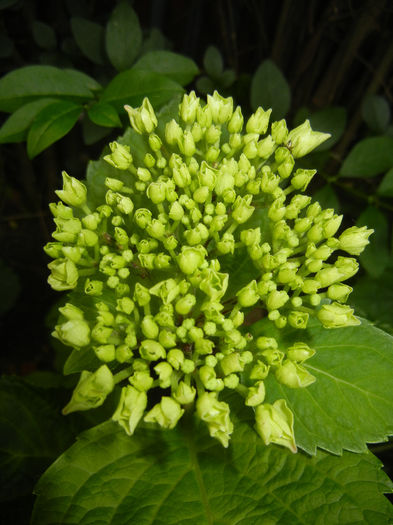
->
[0,66,100,112]
[357,205,390,278]
[0,98,58,143]
[100,69,183,111]
[87,102,121,128]
[70,17,105,65]
[312,184,340,212]
[105,2,142,71]
[308,106,347,151]
[203,45,223,78]
[31,21,57,51]
[32,399,393,524]
[250,59,291,120]
[340,136,393,177]
[133,51,198,86]
[27,100,82,158]
[377,167,393,197]
[362,94,391,134]
[252,317,393,455]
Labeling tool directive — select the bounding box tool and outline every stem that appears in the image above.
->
[114,366,133,384]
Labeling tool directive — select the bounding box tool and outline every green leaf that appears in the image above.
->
[32,399,393,524]
[63,346,102,375]
[0,66,100,112]
[31,20,57,51]
[340,136,393,177]
[357,206,389,278]
[105,2,142,71]
[203,45,223,78]
[100,69,183,112]
[252,317,393,455]
[87,102,121,128]
[0,259,20,314]
[312,184,340,212]
[82,118,112,145]
[350,270,393,334]
[250,59,291,120]
[196,76,214,95]
[0,376,74,502]
[0,98,58,143]
[71,17,105,65]
[133,51,199,86]
[27,100,82,158]
[362,94,391,134]
[377,167,393,197]
[308,107,347,151]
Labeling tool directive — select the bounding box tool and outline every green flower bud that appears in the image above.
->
[317,302,360,329]
[207,91,233,123]
[245,381,266,406]
[94,344,116,362]
[125,98,157,134]
[63,365,114,415]
[255,399,296,453]
[335,256,359,280]
[287,311,309,329]
[173,381,196,405]
[232,194,254,223]
[338,226,373,255]
[49,201,74,219]
[146,181,166,204]
[139,339,166,361]
[116,344,133,363]
[196,392,233,447]
[55,171,87,208]
[271,120,288,144]
[165,119,183,145]
[220,352,244,376]
[291,168,316,191]
[287,342,315,363]
[112,385,147,435]
[266,289,289,311]
[197,104,212,127]
[181,130,196,156]
[327,283,352,302]
[227,105,243,133]
[130,370,154,391]
[78,229,98,247]
[53,318,90,348]
[159,329,177,348]
[178,245,206,275]
[256,336,278,350]
[174,294,196,315]
[104,142,132,169]
[246,107,271,134]
[276,359,316,389]
[287,120,330,158]
[237,280,260,307]
[58,302,84,320]
[179,91,200,124]
[144,396,184,429]
[48,258,78,290]
[154,361,173,388]
[134,283,151,306]
[44,242,63,259]
[250,361,270,380]
[261,349,284,367]
[115,297,134,315]
[323,214,343,238]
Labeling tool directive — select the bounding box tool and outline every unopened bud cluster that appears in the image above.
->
[46,91,372,451]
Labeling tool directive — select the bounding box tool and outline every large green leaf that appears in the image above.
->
[308,106,347,151]
[312,184,340,212]
[0,66,100,112]
[71,17,105,65]
[133,51,199,86]
[203,45,224,78]
[0,377,74,502]
[340,136,393,177]
[27,100,82,158]
[87,101,121,128]
[0,98,58,143]
[377,167,393,197]
[105,2,142,71]
[250,59,291,120]
[100,69,183,112]
[362,94,391,134]
[357,206,390,278]
[32,397,393,524]
[252,318,393,455]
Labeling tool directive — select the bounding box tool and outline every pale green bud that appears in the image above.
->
[338,226,373,255]
[335,256,359,280]
[257,135,275,159]
[220,353,244,375]
[62,365,114,415]
[179,91,200,124]
[178,245,206,275]
[181,130,196,156]
[271,120,288,144]
[130,370,154,391]
[134,283,151,306]
[139,340,166,361]
[232,194,254,223]
[291,168,316,191]
[287,342,315,363]
[154,361,173,388]
[317,302,360,329]
[146,219,166,239]
[215,170,234,196]
[216,232,235,255]
[250,361,270,380]
[323,214,343,238]
[49,201,74,219]
[191,122,203,142]
[227,106,244,133]
[268,195,286,222]
[116,344,133,363]
[144,153,156,168]
[44,242,63,259]
[193,185,210,203]
[287,311,309,329]
[207,91,233,123]
[327,283,352,302]
[148,132,162,152]
[112,385,147,435]
[245,381,266,407]
[275,147,294,179]
[255,399,296,453]
[94,344,116,362]
[287,120,330,158]
[256,336,278,350]
[59,302,84,320]
[196,392,233,447]
[53,318,90,348]
[167,348,184,370]
[92,323,113,344]
[173,164,191,187]
[266,289,289,310]
[159,329,177,349]
[141,315,159,339]
[315,266,344,288]
[48,258,78,290]
[173,381,196,405]
[147,181,166,204]
[276,359,316,388]
[104,142,132,170]
[197,104,213,127]
[165,119,183,145]
[246,107,271,134]
[224,374,239,388]
[116,297,134,315]
[55,171,87,208]
[261,349,284,367]
[240,228,261,247]
[175,294,196,315]
[144,397,184,429]
[237,280,260,307]
[78,229,98,247]
[124,98,157,134]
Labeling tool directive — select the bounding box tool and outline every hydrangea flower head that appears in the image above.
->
[45,91,372,450]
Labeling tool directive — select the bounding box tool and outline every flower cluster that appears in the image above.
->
[45,91,373,450]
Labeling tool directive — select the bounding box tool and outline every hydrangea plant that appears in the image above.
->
[45,91,373,451]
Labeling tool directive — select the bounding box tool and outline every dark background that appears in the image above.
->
[1,0,392,520]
